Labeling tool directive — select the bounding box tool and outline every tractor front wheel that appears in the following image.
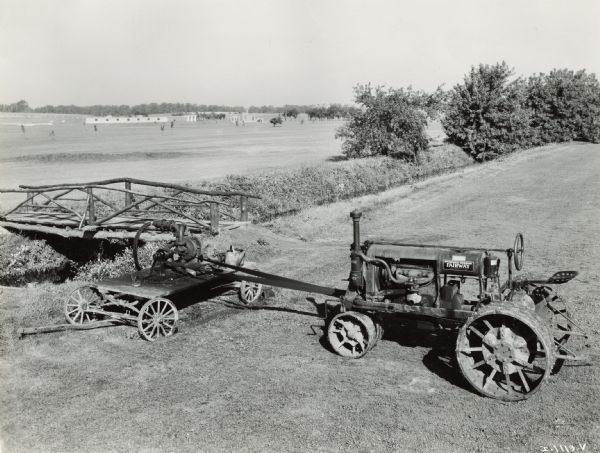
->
[327,311,377,358]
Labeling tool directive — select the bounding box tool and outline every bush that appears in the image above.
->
[442,62,534,161]
[75,242,162,281]
[526,69,600,144]
[0,234,70,286]
[269,116,283,126]
[335,84,442,160]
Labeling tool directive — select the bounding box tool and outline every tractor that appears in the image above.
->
[327,211,585,401]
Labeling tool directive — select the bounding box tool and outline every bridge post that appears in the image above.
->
[26,191,34,210]
[124,181,132,207]
[240,196,248,222]
[210,202,219,234]
[87,188,95,225]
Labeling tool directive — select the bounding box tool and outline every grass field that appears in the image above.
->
[0,112,445,209]
[0,113,342,206]
[1,142,598,453]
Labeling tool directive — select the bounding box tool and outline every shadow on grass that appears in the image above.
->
[311,308,473,393]
[377,317,473,392]
[137,287,473,393]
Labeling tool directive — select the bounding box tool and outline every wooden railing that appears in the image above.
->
[0,178,259,238]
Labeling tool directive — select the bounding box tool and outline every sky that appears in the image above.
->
[0,0,599,107]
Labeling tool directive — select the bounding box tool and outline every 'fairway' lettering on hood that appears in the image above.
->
[443,260,474,271]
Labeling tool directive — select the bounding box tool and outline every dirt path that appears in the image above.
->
[1,143,599,452]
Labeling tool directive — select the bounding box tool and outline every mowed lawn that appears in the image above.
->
[0,113,343,205]
[0,142,598,453]
[0,113,445,208]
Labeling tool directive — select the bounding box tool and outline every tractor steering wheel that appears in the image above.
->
[513,233,524,271]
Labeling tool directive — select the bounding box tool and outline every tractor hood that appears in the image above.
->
[365,241,486,277]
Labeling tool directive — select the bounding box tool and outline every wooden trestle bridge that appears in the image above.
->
[0,178,259,240]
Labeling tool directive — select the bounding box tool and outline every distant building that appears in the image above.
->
[84,116,169,125]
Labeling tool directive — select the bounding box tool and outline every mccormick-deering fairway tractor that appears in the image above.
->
[331,211,586,401]
[47,211,586,402]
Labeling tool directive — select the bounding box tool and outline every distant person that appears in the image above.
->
[170,120,174,128]
[20,124,25,133]
[94,124,98,132]
[161,124,165,131]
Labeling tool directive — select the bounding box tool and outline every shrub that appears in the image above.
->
[442,62,534,161]
[335,84,442,160]
[0,234,70,286]
[269,116,283,126]
[75,242,162,281]
[526,69,600,144]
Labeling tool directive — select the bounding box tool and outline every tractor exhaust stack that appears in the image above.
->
[349,210,363,291]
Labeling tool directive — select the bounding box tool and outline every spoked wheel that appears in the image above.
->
[456,305,553,401]
[327,311,377,358]
[65,286,104,325]
[535,292,573,374]
[137,298,179,341]
[239,281,263,304]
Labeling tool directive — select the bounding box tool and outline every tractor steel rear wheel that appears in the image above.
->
[65,286,104,326]
[456,305,553,401]
[137,298,179,341]
[327,311,377,358]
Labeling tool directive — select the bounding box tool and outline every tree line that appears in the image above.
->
[248,104,359,119]
[0,100,358,119]
[0,101,245,116]
[337,62,600,161]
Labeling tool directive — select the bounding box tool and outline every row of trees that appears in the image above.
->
[337,63,600,161]
[247,104,357,119]
[443,63,600,160]
[1,100,357,119]
[0,101,245,116]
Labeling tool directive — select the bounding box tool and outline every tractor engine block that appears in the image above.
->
[375,260,437,306]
